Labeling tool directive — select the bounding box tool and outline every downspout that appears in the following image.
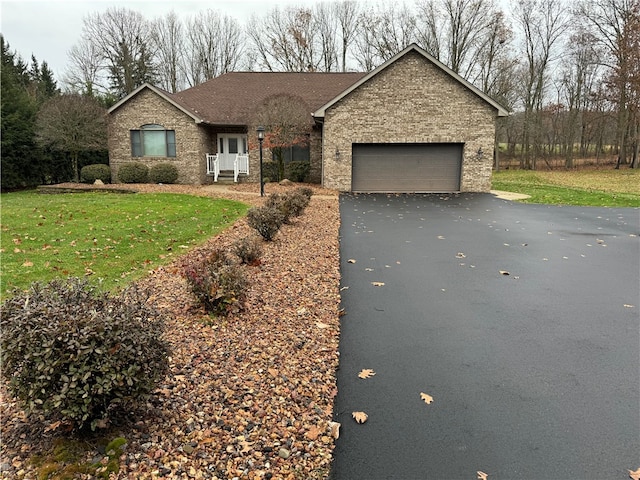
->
[314,116,325,188]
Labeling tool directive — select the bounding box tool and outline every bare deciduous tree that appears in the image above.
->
[183,10,243,86]
[354,3,416,70]
[335,0,360,71]
[63,41,104,96]
[153,11,185,93]
[36,94,107,182]
[247,7,324,72]
[513,0,569,169]
[78,7,156,97]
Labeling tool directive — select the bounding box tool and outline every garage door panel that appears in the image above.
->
[352,143,462,193]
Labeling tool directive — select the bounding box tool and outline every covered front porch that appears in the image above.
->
[205,132,250,183]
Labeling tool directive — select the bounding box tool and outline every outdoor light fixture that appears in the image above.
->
[257,126,265,197]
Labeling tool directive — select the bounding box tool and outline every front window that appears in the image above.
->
[273,143,310,163]
[131,124,176,157]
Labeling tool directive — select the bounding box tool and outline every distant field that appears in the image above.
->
[491,169,640,207]
[0,191,248,300]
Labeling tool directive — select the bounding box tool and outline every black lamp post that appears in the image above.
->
[257,125,265,197]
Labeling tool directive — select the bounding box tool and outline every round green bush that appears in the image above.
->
[118,162,149,183]
[149,163,179,184]
[0,278,169,431]
[80,164,112,184]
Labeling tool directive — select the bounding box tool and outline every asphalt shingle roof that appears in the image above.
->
[170,72,367,126]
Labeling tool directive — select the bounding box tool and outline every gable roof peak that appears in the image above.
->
[314,43,509,118]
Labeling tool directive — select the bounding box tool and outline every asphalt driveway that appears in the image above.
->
[332,193,639,480]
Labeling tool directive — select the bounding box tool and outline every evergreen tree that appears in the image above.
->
[1,36,39,190]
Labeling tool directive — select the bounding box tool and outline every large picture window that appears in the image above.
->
[130,124,176,157]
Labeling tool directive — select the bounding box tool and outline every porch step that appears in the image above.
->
[213,173,246,184]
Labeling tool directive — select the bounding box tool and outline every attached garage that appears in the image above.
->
[351,143,463,193]
[316,44,509,193]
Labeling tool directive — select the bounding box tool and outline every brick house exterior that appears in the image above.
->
[107,44,508,192]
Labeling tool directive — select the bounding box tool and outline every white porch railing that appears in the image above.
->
[234,154,249,182]
[206,153,249,183]
[206,153,220,182]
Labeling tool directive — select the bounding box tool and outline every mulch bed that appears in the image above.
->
[0,183,342,479]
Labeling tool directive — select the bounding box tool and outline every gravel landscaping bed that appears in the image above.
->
[0,183,342,479]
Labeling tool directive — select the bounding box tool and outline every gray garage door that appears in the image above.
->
[351,143,463,193]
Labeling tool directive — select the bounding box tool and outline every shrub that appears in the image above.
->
[184,250,248,315]
[262,161,280,182]
[297,186,314,200]
[149,163,179,184]
[0,278,169,431]
[233,236,263,266]
[264,191,310,224]
[118,162,149,183]
[285,161,310,182]
[246,204,285,241]
[80,164,112,184]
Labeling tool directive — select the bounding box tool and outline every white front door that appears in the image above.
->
[218,135,248,170]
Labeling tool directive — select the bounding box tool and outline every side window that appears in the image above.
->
[129,124,176,157]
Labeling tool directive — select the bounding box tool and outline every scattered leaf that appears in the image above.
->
[629,468,640,480]
[420,392,434,405]
[22,261,33,267]
[316,322,330,329]
[328,421,341,439]
[347,259,356,263]
[340,286,349,291]
[365,268,374,271]
[44,421,62,433]
[477,472,489,480]
[437,235,445,239]
[13,248,21,253]
[456,252,466,258]
[371,282,385,287]
[352,411,368,424]
[499,270,510,275]
[305,425,323,441]
[358,369,376,379]
[624,304,635,308]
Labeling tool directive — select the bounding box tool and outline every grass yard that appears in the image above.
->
[0,191,249,300]
[492,168,640,207]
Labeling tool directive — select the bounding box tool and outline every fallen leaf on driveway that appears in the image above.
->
[328,421,341,439]
[624,304,635,308]
[348,259,356,263]
[358,369,376,379]
[420,392,434,404]
[352,411,368,424]
[371,282,385,287]
[499,270,510,275]
[629,468,640,480]
[477,471,489,480]
[456,252,466,258]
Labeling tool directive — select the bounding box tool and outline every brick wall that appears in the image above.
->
[322,51,497,192]
[108,88,209,185]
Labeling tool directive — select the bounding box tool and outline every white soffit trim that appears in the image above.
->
[312,43,509,118]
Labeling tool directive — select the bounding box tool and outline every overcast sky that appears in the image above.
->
[0,0,322,82]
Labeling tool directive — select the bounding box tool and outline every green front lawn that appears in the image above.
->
[1,191,249,300]
[492,169,640,207]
